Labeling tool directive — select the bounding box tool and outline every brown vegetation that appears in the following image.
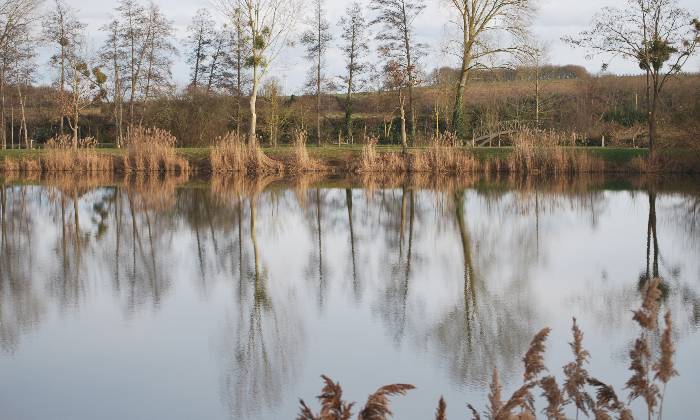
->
[287,130,326,173]
[122,127,189,174]
[358,131,606,175]
[298,278,676,419]
[41,135,113,172]
[210,132,283,175]
[506,130,605,174]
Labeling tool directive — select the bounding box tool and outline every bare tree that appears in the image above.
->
[103,0,175,130]
[446,0,533,139]
[338,1,370,143]
[217,0,300,145]
[114,0,147,127]
[100,19,126,147]
[205,28,228,94]
[138,3,176,125]
[57,46,108,147]
[385,60,409,150]
[0,0,41,149]
[219,8,250,136]
[43,0,85,135]
[300,0,332,146]
[566,0,699,159]
[185,8,215,90]
[516,40,549,128]
[370,0,426,144]
[8,28,35,148]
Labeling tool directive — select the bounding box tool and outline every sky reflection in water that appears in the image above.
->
[0,175,698,419]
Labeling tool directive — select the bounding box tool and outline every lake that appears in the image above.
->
[0,174,698,419]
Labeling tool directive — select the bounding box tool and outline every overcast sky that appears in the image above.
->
[38,0,700,94]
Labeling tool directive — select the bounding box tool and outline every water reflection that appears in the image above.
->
[0,173,699,419]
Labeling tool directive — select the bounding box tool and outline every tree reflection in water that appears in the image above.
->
[0,174,699,419]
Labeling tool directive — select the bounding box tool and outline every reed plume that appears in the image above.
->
[357,383,415,420]
[487,367,503,418]
[297,376,413,420]
[466,403,481,420]
[496,383,537,420]
[538,376,566,420]
[523,328,551,382]
[633,278,662,331]
[301,275,681,420]
[585,378,633,420]
[563,318,593,417]
[653,310,678,420]
[653,311,678,384]
[435,397,446,420]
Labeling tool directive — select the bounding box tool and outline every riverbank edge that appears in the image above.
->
[1,146,699,174]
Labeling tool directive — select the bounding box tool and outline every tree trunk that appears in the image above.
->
[0,69,5,150]
[453,55,470,139]
[645,69,655,160]
[399,89,407,151]
[17,85,29,149]
[249,66,259,145]
[535,65,540,128]
[60,43,66,134]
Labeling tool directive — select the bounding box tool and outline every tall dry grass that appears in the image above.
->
[357,130,607,176]
[287,130,325,173]
[299,278,677,420]
[122,127,190,174]
[507,129,605,175]
[41,135,114,172]
[422,133,482,174]
[210,132,283,175]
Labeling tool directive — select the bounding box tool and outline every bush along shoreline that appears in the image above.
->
[1,129,698,176]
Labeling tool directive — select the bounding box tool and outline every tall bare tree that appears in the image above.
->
[57,45,108,147]
[217,0,299,145]
[566,0,699,159]
[300,0,332,146]
[138,3,176,125]
[8,28,35,148]
[370,0,426,145]
[219,8,250,136]
[0,0,41,149]
[447,0,533,139]
[385,60,409,150]
[43,0,85,135]
[186,8,215,90]
[100,19,126,147]
[102,0,175,131]
[339,1,370,143]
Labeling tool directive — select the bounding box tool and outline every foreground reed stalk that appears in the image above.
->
[299,278,676,419]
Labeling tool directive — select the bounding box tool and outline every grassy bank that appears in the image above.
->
[2,143,697,174]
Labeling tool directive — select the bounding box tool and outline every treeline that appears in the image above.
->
[1,0,698,153]
[4,71,699,148]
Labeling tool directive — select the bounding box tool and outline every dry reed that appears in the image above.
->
[288,130,326,173]
[507,129,605,175]
[41,135,114,172]
[122,127,189,174]
[297,376,414,420]
[210,132,283,175]
[299,277,678,420]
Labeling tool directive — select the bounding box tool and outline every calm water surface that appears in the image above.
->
[0,175,698,419]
